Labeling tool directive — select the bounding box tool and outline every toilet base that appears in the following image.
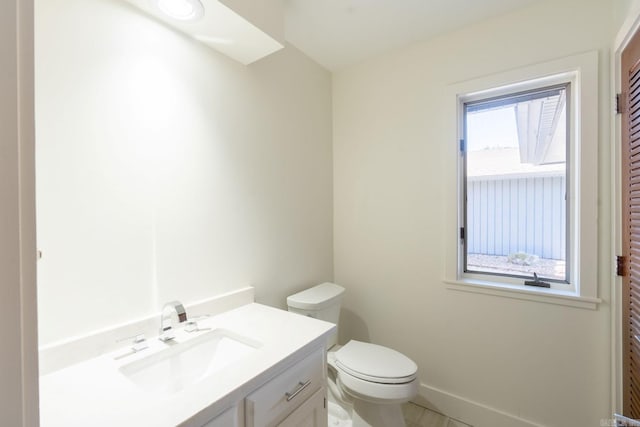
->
[328,369,407,427]
[351,399,406,427]
[328,400,353,427]
[327,347,412,427]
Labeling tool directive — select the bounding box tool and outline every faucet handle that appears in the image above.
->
[184,315,212,333]
[117,333,149,352]
[159,326,176,341]
[185,321,199,333]
[185,321,212,333]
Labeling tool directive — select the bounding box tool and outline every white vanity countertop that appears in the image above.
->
[39,303,335,427]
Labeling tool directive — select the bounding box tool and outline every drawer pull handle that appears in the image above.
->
[285,380,311,402]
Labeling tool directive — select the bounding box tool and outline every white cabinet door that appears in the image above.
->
[202,404,242,427]
[246,350,324,427]
[277,388,326,427]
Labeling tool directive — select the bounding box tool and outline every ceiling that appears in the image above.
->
[284,0,543,71]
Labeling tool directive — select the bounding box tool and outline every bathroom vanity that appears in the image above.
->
[38,300,334,426]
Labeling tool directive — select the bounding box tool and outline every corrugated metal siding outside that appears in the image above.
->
[467,173,566,261]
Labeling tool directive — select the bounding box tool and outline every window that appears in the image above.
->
[462,83,570,285]
[445,52,600,309]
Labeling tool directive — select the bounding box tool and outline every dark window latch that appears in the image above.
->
[524,272,551,288]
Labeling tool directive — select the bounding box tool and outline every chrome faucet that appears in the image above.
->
[158,301,187,342]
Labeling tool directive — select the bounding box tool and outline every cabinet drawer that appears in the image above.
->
[246,349,324,427]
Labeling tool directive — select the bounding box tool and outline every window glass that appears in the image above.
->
[463,84,569,283]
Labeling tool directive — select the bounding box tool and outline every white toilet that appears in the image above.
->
[287,282,418,427]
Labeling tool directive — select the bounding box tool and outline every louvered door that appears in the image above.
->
[622,25,640,419]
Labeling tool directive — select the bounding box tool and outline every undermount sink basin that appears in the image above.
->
[119,328,261,394]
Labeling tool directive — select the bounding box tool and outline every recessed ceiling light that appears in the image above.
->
[154,0,204,21]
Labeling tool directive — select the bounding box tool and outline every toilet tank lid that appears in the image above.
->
[287,282,345,310]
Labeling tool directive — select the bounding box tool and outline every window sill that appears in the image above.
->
[444,278,601,310]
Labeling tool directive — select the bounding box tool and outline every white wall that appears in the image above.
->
[35,0,333,346]
[0,0,39,425]
[333,0,613,426]
[615,0,640,31]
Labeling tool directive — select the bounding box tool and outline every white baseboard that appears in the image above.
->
[413,383,545,427]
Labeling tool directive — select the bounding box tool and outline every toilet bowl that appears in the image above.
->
[333,340,418,403]
[287,283,418,427]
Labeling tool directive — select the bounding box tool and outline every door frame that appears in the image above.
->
[614,4,640,417]
[0,0,38,425]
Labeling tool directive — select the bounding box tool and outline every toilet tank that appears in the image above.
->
[287,283,345,347]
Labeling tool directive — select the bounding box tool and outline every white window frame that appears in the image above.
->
[462,82,571,285]
[444,51,601,309]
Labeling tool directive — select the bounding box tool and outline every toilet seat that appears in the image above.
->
[336,369,418,404]
[332,340,418,404]
[334,340,417,384]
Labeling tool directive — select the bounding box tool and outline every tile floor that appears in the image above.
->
[403,402,472,427]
